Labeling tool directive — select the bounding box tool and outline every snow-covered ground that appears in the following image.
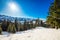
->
[0,27,60,40]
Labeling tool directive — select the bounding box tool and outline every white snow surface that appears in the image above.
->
[0,27,60,40]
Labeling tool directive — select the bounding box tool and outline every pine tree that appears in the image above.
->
[23,20,27,30]
[11,23,16,33]
[17,22,20,31]
[6,19,10,30]
[0,24,2,34]
[37,18,40,26]
[35,18,40,27]
[20,23,24,31]
[40,20,43,26]
[26,21,29,29]
[7,23,12,33]
[1,19,7,31]
[7,23,16,33]
[30,20,34,28]
[17,22,22,31]
[46,0,60,29]
[15,18,18,31]
[35,19,38,27]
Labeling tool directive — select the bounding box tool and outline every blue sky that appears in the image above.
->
[0,0,53,19]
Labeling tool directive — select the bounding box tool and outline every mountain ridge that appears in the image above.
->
[0,15,36,22]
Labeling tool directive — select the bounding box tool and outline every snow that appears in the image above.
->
[0,27,60,40]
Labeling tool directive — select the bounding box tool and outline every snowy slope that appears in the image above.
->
[0,27,60,40]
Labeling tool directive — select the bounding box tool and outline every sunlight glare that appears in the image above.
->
[8,2,19,12]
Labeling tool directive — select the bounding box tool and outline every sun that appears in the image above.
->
[8,2,18,11]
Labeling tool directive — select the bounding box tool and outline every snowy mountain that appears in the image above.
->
[0,15,35,22]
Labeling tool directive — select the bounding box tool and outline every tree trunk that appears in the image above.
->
[55,26,58,29]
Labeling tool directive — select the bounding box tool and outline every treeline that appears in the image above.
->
[0,18,44,34]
